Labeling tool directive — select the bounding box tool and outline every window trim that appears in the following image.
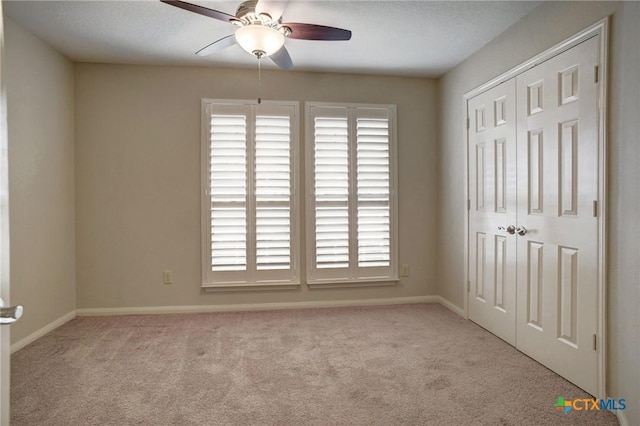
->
[304,102,399,287]
[201,99,300,290]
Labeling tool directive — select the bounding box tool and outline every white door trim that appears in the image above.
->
[0,1,10,422]
[463,18,608,398]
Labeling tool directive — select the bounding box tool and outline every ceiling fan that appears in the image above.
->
[160,0,352,70]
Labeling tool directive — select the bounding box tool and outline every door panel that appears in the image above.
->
[468,80,517,345]
[515,36,599,395]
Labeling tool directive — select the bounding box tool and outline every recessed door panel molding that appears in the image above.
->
[475,106,486,132]
[527,241,544,329]
[494,235,507,310]
[466,21,607,398]
[494,97,507,126]
[495,138,507,213]
[559,65,579,105]
[528,81,544,115]
[528,130,544,214]
[476,232,486,301]
[476,143,486,211]
[560,120,579,216]
[558,246,578,347]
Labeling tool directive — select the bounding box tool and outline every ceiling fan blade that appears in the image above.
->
[282,23,352,41]
[255,0,289,22]
[160,0,236,24]
[269,46,293,70]
[195,34,237,56]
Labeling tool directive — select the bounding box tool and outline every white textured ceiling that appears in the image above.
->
[4,0,541,77]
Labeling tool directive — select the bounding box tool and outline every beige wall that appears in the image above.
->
[437,1,639,424]
[4,18,76,343]
[74,64,437,309]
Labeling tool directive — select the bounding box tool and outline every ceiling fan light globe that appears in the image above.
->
[236,25,285,57]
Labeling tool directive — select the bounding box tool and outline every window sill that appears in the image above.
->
[307,278,399,289]
[202,282,301,293]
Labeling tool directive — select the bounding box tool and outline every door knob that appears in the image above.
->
[498,225,516,235]
[0,297,23,325]
[516,226,527,236]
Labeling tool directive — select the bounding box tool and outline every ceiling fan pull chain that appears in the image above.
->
[257,57,262,105]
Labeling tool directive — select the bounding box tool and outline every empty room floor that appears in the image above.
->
[11,304,618,425]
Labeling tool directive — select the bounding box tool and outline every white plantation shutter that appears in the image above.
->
[209,114,247,271]
[255,115,291,270]
[356,114,391,268]
[314,116,350,269]
[202,101,299,288]
[306,104,397,285]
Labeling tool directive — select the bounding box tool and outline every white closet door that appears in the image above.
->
[468,80,517,345]
[515,36,599,395]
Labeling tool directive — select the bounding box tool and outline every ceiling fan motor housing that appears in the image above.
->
[235,0,278,25]
[236,0,259,20]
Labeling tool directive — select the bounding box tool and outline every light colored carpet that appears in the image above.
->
[11,304,618,425]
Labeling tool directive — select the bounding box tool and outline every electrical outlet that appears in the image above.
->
[401,264,410,277]
[163,270,173,285]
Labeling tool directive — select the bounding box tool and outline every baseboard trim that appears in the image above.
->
[616,409,628,426]
[11,310,76,354]
[76,296,440,316]
[436,296,466,318]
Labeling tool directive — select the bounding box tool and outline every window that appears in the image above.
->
[305,103,398,286]
[202,100,299,289]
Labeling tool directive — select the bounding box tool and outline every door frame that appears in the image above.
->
[463,18,609,398]
[0,1,10,423]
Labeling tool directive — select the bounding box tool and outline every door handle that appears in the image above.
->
[0,297,23,325]
[498,225,516,235]
[516,226,527,236]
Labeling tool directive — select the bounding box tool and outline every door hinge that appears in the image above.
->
[593,200,598,217]
[467,280,471,292]
[594,66,599,83]
[467,199,471,211]
[592,333,597,351]
[466,117,470,129]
